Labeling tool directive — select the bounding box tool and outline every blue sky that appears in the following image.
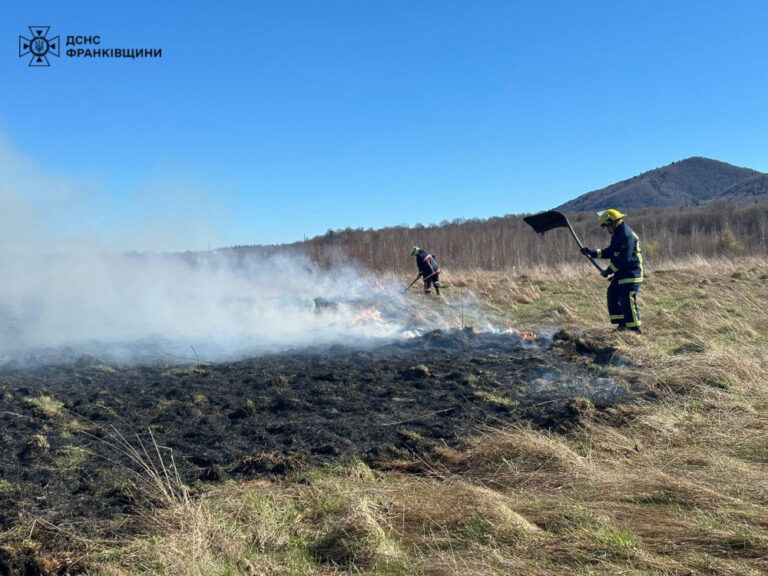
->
[2,0,767,251]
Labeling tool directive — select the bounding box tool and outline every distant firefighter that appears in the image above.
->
[410,246,441,295]
[581,210,644,333]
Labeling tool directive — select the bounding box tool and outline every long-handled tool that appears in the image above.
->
[403,275,422,293]
[403,269,439,293]
[523,210,605,273]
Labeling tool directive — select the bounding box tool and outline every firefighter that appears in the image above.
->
[410,246,441,295]
[581,210,643,332]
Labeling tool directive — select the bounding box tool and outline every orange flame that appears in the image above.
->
[517,330,538,341]
[352,305,383,325]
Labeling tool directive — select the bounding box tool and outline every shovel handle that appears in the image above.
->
[403,276,421,293]
[564,220,605,274]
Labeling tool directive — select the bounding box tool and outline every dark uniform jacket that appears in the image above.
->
[597,222,643,284]
[415,250,440,278]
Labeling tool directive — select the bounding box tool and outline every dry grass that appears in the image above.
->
[57,258,768,574]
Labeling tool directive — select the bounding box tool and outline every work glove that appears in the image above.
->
[581,247,597,258]
[601,268,612,278]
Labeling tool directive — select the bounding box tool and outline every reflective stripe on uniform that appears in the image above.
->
[626,291,641,327]
[618,276,643,284]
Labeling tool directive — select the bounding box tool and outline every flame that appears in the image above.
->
[352,305,384,325]
[504,324,538,341]
[517,331,538,341]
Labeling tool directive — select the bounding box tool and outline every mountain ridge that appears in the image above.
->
[557,157,766,212]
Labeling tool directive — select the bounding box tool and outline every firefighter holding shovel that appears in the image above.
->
[581,210,644,333]
[409,246,441,295]
[524,208,643,333]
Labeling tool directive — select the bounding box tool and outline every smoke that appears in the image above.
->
[0,136,498,366]
[0,134,233,256]
[0,250,448,364]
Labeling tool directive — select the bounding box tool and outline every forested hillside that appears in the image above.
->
[557,157,764,211]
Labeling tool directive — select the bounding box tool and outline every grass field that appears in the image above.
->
[6,257,768,575]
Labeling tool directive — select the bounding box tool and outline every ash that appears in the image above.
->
[0,328,649,539]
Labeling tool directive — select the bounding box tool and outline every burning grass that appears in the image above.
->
[2,257,768,574]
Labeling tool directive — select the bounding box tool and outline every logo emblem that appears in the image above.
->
[19,26,60,67]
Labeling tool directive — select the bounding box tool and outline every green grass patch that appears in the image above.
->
[24,395,64,417]
[473,389,519,408]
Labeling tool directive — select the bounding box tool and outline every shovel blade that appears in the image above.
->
[523,210,570,234]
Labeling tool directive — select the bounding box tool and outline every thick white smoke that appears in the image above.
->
[0,250,458,364]
[0,136,494,365]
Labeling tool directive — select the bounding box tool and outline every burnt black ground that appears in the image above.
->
[0,328,646,545]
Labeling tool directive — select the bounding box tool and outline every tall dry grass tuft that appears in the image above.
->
[460,426,595,491]
[309,495,403,569]
[93,480,304,575]
[105,426,189,507]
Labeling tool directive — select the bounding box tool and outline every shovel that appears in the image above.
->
[523,210,605,273]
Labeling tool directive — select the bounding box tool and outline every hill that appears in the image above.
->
[719,172,768,204]
[557,157,763,211]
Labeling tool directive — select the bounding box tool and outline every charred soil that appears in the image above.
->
[0,328,649,561]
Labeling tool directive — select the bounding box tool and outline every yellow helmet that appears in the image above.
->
[598,209,625,227]
[410,246,420,256]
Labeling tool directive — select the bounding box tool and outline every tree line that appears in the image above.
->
[222,201,768,273]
